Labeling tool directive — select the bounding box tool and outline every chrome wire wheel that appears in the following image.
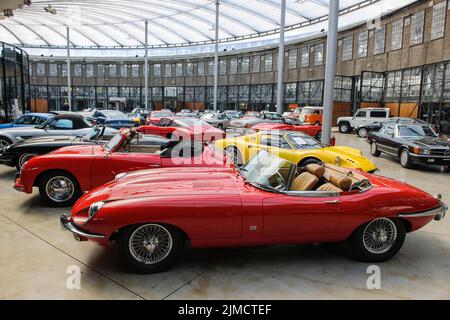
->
[358,128,368,138]
[129,224,173,265]
[363,218,398,254]
[45,176,75,203]
[18,153,37,170]
[0,139,10,147]
[400,150,409,166]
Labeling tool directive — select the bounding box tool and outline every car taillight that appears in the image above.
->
[244,123,250,128]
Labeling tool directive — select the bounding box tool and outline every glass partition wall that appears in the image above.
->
[1,42,30,123]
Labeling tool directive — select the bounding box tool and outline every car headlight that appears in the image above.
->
[413,147,430,155]
[115,172,127,180]
[88,201,104,221]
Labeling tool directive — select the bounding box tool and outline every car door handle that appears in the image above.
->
[323,199,340,204]
[149,164,160,167]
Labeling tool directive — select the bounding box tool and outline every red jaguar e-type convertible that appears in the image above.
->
[138,117,225,142]
[251,122,322,140]
[60,150,447,273]
[15,129,228,206]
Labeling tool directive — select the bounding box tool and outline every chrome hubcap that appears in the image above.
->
[341,125,348,132]
[129,224,173,264]
[371,143,377,154]
[19,153,37,169]
[359,129,367,137]
[401,152,408,165]
[45,176,75,202]
[363,218,397,254]
[0,139,10,147]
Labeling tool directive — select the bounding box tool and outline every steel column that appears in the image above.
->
[66,26,72,111]
[321,0,339,145]
[276,0,286,115]
[144,20,149,110]
[213,0,220,112]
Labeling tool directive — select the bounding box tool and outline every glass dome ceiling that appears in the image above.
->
[0,0,417,50]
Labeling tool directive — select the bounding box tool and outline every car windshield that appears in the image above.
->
[286,133,322,150]
[152,112,172,117]
[101,110,126,119]
[177,118,210,127]
[81,127,102,141]
[226,111,240,118]
[397,125,437,137]
[240,150,292,191]
[104,132,124,151]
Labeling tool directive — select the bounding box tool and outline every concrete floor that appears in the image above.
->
[1,132,449,299]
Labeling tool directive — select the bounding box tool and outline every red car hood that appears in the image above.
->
[72,166,238,212]
[49,145,103,156]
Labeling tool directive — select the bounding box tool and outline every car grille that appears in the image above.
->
[431,149,450,156]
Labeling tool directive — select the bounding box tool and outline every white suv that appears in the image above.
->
[337,108,390,133]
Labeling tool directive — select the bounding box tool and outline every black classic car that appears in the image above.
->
[355,117,431,138]
[367,122,450,168]
[0,126,170,171]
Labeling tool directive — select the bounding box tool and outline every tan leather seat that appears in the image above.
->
[290,172,319,191]
[329,175,352,191]
[317,183,343,192]
[305,163,325,178]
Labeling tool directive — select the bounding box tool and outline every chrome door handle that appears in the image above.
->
[323,199,340,204]
[149,164,160,167]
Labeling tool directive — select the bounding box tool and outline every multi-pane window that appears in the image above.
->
[230,58,238,74]
[186,62,193,76]
[421,63,444,102]
[164,64,172,77]
[109,64,117,77]
[175,63,183,77]
[314,44,324,66]
[238,85,249,102]
[241,57,249,73]
[197,61,205,76]
[361,72,385,102]
[61,64,67,76]
[219,60,227,75]
[334,76,352,102]
[284,83,297,103]
[97,64,105,77]
[131,64,139,77]
[385,71,402,102]
[120,64,128,77]
[431,1,446,40]
[391,19,403,50]
[300,47,309,67]
[410,11,425,46]
[264,54,273,72]
[208,60,215,76]
[86,64,94,77]
[153,64,161,77]
[36,63,46,76]
[252,56,261,73]
[357,31,368,58]
[342,36,353,61]
[401,68,421,101]
[373,25,386,55]
[74,64,82,77]
[49,64,57,76]
[288,49,297,69]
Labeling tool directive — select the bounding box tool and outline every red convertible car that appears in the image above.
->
[251,123,322,140]
[138,117,225,142]
[15,129,228,206]
[60,150,446,273]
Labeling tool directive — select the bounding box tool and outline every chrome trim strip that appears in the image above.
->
[60,214,105,239]
[398,204,447,219]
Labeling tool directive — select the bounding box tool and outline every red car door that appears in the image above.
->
[262,193,342,241]
[90,153,162,190]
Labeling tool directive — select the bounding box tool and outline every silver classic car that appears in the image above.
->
[200,112,230,130]
[0,114,118,147]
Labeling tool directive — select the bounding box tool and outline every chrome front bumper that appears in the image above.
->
[398,203,448,221]
[60,214,105,240]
